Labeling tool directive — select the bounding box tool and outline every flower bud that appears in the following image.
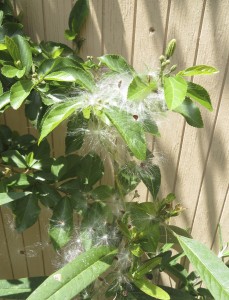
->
[165,39,176,58]
[170,64,177,72]
[159,55,166,63]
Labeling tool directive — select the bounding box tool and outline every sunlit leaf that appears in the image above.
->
[27,246,117,300]
[105,107,147,160]
[173,98,203,128]
[164,75,187,110]
[177,235,229,300]
[178,65,218,77]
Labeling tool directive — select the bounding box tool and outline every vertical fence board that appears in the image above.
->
[42,0,72,157]
[173,1,229,239]
[0,210,13,279]
[80,0,103,59]
[191,48,229,248]
[133,0,168,71]
[154,0,205,198]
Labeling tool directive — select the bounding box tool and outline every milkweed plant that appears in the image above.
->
[0,0,228,299]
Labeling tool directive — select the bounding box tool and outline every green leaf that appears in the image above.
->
[178,65,218,77]
[5,35,20,62]
[3,174,34,188]
[76,153,104,190]
[105,107,147,160]
[64,29,77,41]
[10,80,34,109]
[13,35,32,74]
[177,235,229,300]
[2,150,27,168]
[173,97,203,128]
[49,197,73,249]
[11,194,41,232]
[0,276,47,299]
[27,246,117,300]
[187,81,213,111]
[143,118,160,136]
[0,192,31,205]
[127,76,157,101]
[138,164,161,200]
[132,278,170,300]
[65,113,88,154]
[134,257,162,279]
[0,91,10,110]
[164,75,187,110]
[37,183,61,208]
[91,185,114,200]
[38,101,79,143]
[98,54,134,73]
[44,67,95,92]
[68,0,89,34]
[1,64,26,78]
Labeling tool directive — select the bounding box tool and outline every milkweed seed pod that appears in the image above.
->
[165,39,176,59]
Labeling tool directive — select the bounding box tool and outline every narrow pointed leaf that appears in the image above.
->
[164,75,187,110]
[27,246,117,300]
[177,235,229,300]
[0,276,47,299]
[173,98,203,128]
[39,101,79,143]
[133,278,170,300]
[178,65,218,77]
[105,107,147,160]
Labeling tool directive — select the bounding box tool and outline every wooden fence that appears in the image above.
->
[0,0,228,284]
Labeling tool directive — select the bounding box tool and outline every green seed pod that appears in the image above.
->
[165,39,176,58]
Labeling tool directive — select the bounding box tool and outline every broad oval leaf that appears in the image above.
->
[1,64,26,78]
[173,97,203,128]
[138,164,161,200]
[13,35,32,74]
[10,80,34,109]
[44,67,95,92]
[38,101,80,143]
[68,0,89,34]
[105,107,147,160]
[187,81,213,111]
[127,76,157,101]
[49,197,73,249]
[98,54,134,73]
[178,65,218,77]
[27,246,117,300]
[176,235,229,300]
[164,75,187,110]
[10,194,41,232]
[0,192,31,205]
[133,278,170,300]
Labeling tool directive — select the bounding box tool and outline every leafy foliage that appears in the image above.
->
[0,3,224,300]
